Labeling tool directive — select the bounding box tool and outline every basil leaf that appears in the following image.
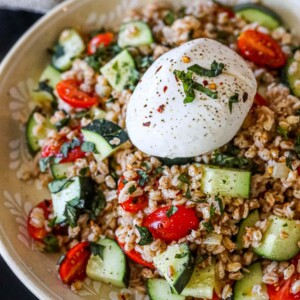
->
[185,187,191,199]
[55,116,70,129]
[43,234,59,252]
[277,126,289,139]
[295,136,300,158]
[135,225,153,246]
[228,93,239,113]
[47,217,57,228]
[153,166,164,175]
[166,205,178,218]
[164,11,176,25]
[37,80,53,94]
[60,138,81,158]
[137,170,149,186]
[175,252,188,259]
[210,205,216,218]
[215,195,224,215]
[39,157,52,172]
[202,221,213,233]
[53,43,65,59]
[286,152,293,170]
[178,173,189,184]
[48,179,74,194]
[90,242,105,259]
[128,185,137,194]
[90,191,106,220]
[81,141,97,153]
[63,197,84,227]
[141,162,151,170]
[188,60,225,77]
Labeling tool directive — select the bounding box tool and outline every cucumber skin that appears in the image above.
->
[26,109,40,155]
[234,3,282,30]
[158,157,194,166]
[285,58,300,98]
[147,279,186,300]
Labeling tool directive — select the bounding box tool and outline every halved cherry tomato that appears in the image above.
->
[267,255,300,300]
[87,32,114,55]
[212,292,220,300]
[237,30,286,69]
[56,79,98,108]
[143,205,199,243]
[27,200,52,241]
[59,241,91,285]
[254,93,268,106]
[116,238,154,269]
[118,176,148,213]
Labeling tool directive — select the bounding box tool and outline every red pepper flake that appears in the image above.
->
[203,80,208,86]
[163,86,168,93]
[157,104,165,113]
[155,66,162,74]
[143,122,151,127]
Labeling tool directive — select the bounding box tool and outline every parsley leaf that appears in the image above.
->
[166,205,178,218]
[81,141,97,153]
[202,221,213,233]
[286,152,293,170]
[137,170,149,186]
[135,225,153,246]
[43,234,59,252]
[178,173,190,184]
[277,126,289,139]
[128,185,137,194]
[90,242,105,259]
[175,252,188,259]
[188,61,225,78]
[228,93,239,113]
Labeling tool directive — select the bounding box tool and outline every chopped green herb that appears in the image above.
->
[228,93,239,113]
[202,221,213,233]
[37,80,53,94]
[89,191,106,220]
[166,205,178,218]
[43,234,59,252]
[135,225,153,245]
[153,166,164,176]
[125,69,140,91]
[79,167,89,177]
[178,173,190,184]
[277,126,289,139]
[295,136,300,158]
[63,197,84,227]
[188,61,225,78]
[90,242,105,259]
[48,179,74,194]
[215,195,224,215]
[128,185,137,194]
[286,152,293,170]
[185,187,191,199]
[53,43,65,59]
[164,11,176,25]
[175,252,188,259]
[210,205,216,218]
[122,179,128,185]
[174,69,218,103]
[60,138,81,158]
[81,141,97,153]
[283,223,288,227]
[141,161,151,170]
[55,116,70,129]
[136,56,154,70]
[39,156,62,172]
[137,170,149,186]
[47,217,57,228]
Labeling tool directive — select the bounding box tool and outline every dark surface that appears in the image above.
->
[0,8,41,300]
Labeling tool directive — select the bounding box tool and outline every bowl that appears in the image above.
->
[0,0,299,299]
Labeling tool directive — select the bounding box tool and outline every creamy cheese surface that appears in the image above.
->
[126,38,257,159]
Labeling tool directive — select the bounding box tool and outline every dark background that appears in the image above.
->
[0,9,41,300]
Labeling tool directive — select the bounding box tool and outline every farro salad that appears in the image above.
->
[23,0,300,299]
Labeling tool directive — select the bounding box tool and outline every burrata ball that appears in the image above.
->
[126,38,257,159]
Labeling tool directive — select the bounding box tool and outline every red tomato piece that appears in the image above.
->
[237,30,286,69]
[27,200,52,241]
[56,79,98,108]
[116,238,154,269]
[59,241,91,285]
[212,292,220,300]
[118,176,148,213]
[87,32,114,55]
[254,93,268,106]
[143,205,199,243]
[267,255,300,300]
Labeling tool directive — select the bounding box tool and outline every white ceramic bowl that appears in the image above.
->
[0,0,300,299]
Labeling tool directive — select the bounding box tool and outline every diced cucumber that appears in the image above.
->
[26,109,55,155]
[100,50,136,92]
[118,21,153,48]
[86,238,129,288]
[81,119,129,161]
[158,157,194,166]
[153,244,193,294]
[285,57,300,98]
[40,64,61,88]
[253,216,300,261]
[147,279,185,300]
[236,210,260,250]
[90,107,107,120]
[52,29,85,71]
[201,165,251,199]
[233,262,268,300]
[50,163,73,179]
[234,3,282,30]
[49,176,95,224]
[181,264,216,299]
